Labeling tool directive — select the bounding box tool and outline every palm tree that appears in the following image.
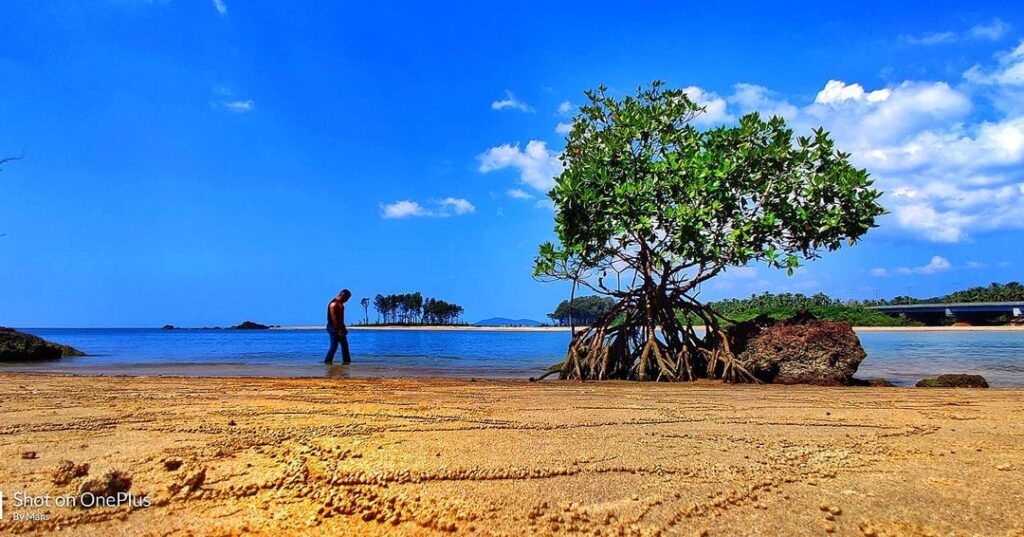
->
[360,297,370,325]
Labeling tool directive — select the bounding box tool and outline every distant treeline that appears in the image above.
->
[550,283,1024,328]
[709,292,915,326]
[860,282,1024,306]
[368,292,464,325]
[547,296,615,326]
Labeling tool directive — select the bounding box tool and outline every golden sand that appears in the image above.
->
[1,374,1022,536]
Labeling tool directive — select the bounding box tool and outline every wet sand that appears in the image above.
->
[1,374,1022,536]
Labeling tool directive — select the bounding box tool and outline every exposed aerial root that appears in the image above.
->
[546,295,758,383]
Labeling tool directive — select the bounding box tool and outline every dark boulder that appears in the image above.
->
[0,327,85,361]
[728,313,866,385]
[161,324,176,330]
[916,374,989,388]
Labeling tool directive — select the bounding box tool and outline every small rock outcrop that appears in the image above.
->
[728,312,867,385]
[229,321,270,330]
[916,374,989,388]
[161,324,176,330]
[0,327,85,361]
[52,460,90,485]
[78,470,132,502]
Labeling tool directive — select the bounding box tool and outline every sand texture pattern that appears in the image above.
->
[0,374,1022,536]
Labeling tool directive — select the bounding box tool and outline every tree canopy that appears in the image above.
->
[371,292,464,325]
[863,282,1024,306]
[534,82,885,382]
[547,295,616,326]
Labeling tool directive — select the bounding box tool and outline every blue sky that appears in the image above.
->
[1,1,1022,327]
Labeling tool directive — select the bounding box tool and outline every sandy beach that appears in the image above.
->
[1,375,1022,536]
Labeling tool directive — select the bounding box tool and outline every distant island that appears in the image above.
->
[475,317,545,327]
[160,321,274,330]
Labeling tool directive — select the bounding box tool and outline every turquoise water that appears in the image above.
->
[3,328,1024,387]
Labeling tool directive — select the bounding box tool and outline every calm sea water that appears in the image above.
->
[4,328,1024,387]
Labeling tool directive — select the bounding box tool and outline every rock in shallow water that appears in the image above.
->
[916,374,989,388]
[0,326,85,361]
[728,313,866,385]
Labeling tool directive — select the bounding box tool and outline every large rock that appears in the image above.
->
[916,374,989,388]
[727,313,866,385]
[0,327,85,361]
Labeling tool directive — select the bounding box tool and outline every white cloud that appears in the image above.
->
[480,47,1024,243]
[872,256,952,276]
[682,86,733,127]
[728,83,799,118]
[965,40,1024,87]
[730,74,1023,243]
[814,80,890,104]
[555,122,572,135]
[381,200,429,219]
[491,91,534,113]
[557,101,573,115]
[507,188,534,200]
[900,256,952,275]
[439,197,475,215]
[965,261,986,269]
[212,0,227,16]
[381,198,475,219]
[478,140,563,192]
[970,18,1011,41]
[221,99,253,113]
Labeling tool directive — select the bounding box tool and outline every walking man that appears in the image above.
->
[324,289,351,364]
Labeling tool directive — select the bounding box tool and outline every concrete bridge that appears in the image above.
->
[867,302,1024,325]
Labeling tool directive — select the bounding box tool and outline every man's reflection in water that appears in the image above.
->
[325,364,352,379]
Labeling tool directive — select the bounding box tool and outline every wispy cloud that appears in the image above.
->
[903,18,1011,45]
[380,198,475,219]
[557,101,573,115]
[970,18,1011,41]
[491,91,534,113]
[212,0,227,16]
[212,86,253,113]
[506,188,534,200]
[903,31,958,46]
[221,100,253,113]
[871,256,953,277]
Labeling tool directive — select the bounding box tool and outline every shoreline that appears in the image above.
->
[1,374,1021,535]
[273,324,1024,333]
